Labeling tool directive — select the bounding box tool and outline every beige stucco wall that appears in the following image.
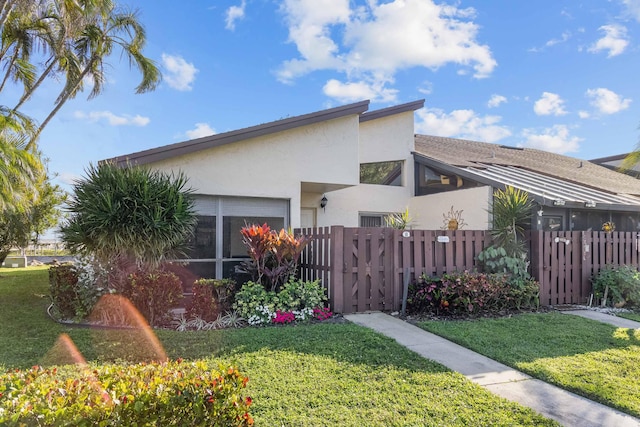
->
[150,115,361,227]
[149,107,441,229]
[408,186,492,230]
[304,111,417,227]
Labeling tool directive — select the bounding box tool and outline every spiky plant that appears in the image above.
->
[490,186,533,258]
[60,162,196,269]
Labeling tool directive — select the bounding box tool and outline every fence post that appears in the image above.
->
[581,231,592,304]
[330,226,344,313]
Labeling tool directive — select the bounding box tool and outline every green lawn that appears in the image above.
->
[618,311,640,322]
[0,267,558,426]
[419,312,640,418]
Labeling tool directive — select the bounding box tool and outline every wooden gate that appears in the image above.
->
[530,231,640,306]
[298,227,490,313]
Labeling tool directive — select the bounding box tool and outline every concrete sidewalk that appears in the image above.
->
[561,309,640,329]
[344,312,640,427]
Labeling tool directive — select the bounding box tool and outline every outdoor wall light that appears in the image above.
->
[553,199,565,206]
[584,200,596,208]
[320,195,328,211]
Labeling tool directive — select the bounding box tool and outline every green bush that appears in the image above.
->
[233,278,327,326]
[123,270,184,326]
[477,245,531,288]
[187,278,236,321]
[591,265,640,307]
[48,264,79,319]
[0,361,254,426]
[407,271,539,316]
[49,262,106,321]
[60,162,197,269]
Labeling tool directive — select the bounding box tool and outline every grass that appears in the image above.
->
[419,312,640,418]
[0,267,559,426]
[618,311,640,322]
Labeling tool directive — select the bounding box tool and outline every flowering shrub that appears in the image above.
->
[187,278,236,321]
[313,306,333,321]
[0,360,253,426]
[273,310,296,324]
[233,278,329,326]
[407,271,539,316]
[72,255,111,318]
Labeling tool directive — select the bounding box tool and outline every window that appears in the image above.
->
[415,163,478,196]
[360,214,385,227]
[185,215,215,259]
[360,161,402,186]
[182,196,289,282]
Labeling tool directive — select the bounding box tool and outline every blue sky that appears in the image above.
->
[11,0,640,190]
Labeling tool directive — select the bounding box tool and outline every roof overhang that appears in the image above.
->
[413,153,640,212]
[104,100,371,167]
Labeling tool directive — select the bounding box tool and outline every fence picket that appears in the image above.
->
[296,228,640,313]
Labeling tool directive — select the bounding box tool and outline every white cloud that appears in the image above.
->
[487,94,507,108]
[520,125,581,154]
[225,0,246,30]
[73,110,150,126]
[277,0,496,101]
[534,92,567,116]
[161,54,198,91]
[586,87,631,114]
[415,108,511,143]
[620,0,640,22]
[57,172,82,186]
[588,24,629,57]
[322,78,398,103]
[185,123,216,139]
[530,31,572,52]
[578,110,590,119]
[546,31,571,47]
[417,81,433,95]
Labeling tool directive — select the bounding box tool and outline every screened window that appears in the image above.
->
[360,161,402,186]
[185,215,215,259]
[223,216,285,258]
[360,214,385,227]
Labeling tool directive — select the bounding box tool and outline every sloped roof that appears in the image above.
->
[414,134,640,205]
[103,99,425,167]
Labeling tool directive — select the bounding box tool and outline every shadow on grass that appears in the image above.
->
[156,323,449,373]
[0,268,446,373]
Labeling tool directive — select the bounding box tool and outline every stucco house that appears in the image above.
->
[105,100,640,280]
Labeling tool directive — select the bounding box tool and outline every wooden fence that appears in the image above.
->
[297,227,640,313]
[297,227,491,313]
[530,231,640,306]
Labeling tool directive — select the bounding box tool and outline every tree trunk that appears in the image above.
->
[28,64,92,150]
[14,60,56,111]
[0,248,9,265]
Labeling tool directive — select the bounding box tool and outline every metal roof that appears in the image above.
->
[464,164,640,207]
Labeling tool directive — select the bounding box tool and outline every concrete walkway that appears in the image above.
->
[344,312,640,427]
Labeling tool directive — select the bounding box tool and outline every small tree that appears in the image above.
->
[60,162,197,270]
[0,174,66,264]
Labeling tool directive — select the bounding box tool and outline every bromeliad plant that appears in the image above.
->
[239,223,309,292]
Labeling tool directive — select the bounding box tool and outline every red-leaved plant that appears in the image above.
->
[239,224,309,292]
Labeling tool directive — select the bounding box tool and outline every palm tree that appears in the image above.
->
[0,107,43,212]
[29,3,160,148]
